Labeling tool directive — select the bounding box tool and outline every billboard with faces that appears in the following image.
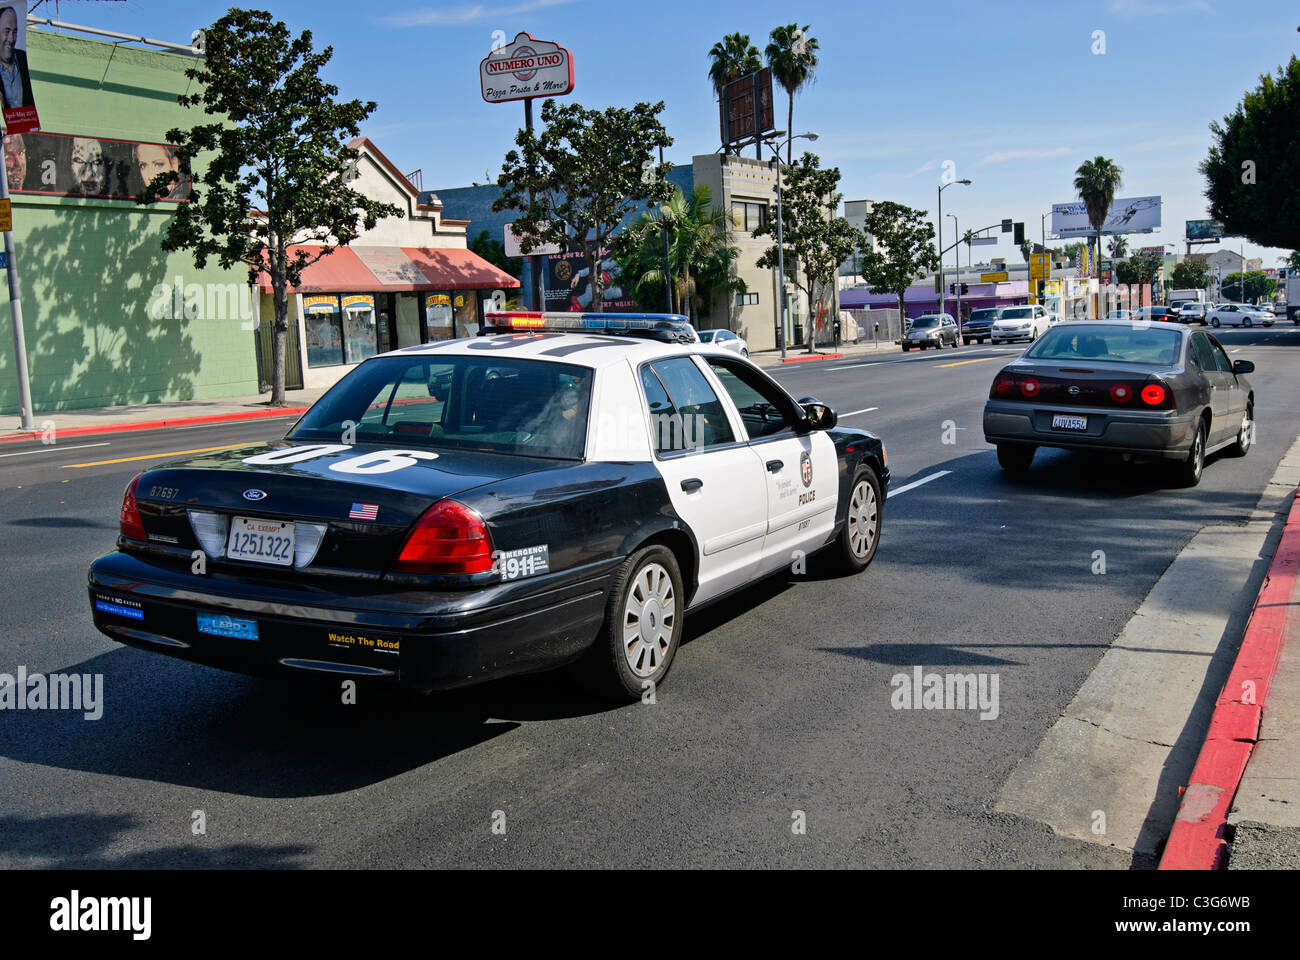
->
[0,0,39,134]
[2,130,191,201]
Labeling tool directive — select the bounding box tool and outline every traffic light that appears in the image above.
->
[1013,222,1025,246]
[960,283,969,295]
[1002,218,1013,233]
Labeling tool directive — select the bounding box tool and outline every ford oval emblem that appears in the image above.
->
[243,489,268,501]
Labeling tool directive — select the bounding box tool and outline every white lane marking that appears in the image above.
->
[842,407,879,417]
[889,470,952,497]
[0,442,110,460]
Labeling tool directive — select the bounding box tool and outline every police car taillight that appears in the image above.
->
[392,499,494,575]
[120,473,147,541]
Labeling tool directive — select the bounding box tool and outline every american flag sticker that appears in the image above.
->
[349,503,379,521]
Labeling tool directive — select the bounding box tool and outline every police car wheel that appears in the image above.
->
[584,545,685,700]
[834,465,882,573]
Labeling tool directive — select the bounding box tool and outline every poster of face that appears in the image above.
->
[544,249,636,312]
[2,130,191,200]
[0,1,39,134]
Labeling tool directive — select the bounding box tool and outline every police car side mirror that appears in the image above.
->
[1232,360,1254,374]
[800,402,837,431]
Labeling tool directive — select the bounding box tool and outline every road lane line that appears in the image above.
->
[936,356,1003,369]
[888,470,952,497]
[841,407,879,417]
[60,443,251,469]
[0,442,110,460]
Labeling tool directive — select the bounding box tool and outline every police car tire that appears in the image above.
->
[832,465,882,573]
[582,544,685,701]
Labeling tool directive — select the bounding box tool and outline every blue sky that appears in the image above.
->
[42,0,1299,266]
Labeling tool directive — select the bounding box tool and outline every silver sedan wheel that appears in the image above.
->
[847,479,879,560]
[623,562,676,678]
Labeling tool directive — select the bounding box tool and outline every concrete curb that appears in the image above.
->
[1159,486,1300,870]
[0,406,311,443]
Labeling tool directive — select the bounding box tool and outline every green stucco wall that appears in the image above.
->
[0,29,259,415]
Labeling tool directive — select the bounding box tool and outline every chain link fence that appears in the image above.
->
[843,308,905,345]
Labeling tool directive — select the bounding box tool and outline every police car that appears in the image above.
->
[88,313,889,700]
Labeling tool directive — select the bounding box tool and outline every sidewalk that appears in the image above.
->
[748,338,901,368]
[0,388,330,443]
[1160,438,1300,869]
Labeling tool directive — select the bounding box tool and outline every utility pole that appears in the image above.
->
[1,169,33,430]
[659,144,673,314]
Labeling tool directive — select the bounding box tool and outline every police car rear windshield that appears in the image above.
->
[290,355,593,460]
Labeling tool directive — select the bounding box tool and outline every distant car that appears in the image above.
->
[963,307,1003,345]
[1134,306,1177,324]
[1104,309,1136,321]
[698,328,749,357]
[991,305,1051,344]
[1177,302,1208,324]
[983,321,1255,487]
[902,313,959,350]
[1258,302,1278,316]
[1208,303,1273,328]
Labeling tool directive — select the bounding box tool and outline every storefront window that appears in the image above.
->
[424,292,454,341]
[304,295,344,367]
[342,294,378,364]
[453,291,479,338]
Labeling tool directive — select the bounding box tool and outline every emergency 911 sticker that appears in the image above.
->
[493,545,550,581]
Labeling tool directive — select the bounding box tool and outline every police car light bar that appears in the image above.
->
[483,312,695,343]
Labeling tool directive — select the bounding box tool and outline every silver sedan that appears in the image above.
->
[698,328,749,357]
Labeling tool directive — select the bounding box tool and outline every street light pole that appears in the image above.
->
[937,179,971,318]
[759,130,818,360]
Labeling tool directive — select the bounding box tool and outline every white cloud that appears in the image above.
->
[977,146,1073,166]
[387,0,575,28]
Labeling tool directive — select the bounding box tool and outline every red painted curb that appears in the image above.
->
[780,353,844,364]
[0,406,311,443]
[1159,488,1300,870]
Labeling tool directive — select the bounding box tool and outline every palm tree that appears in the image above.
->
[1073,156,1124,314]
[766,24,820,165]
[1108,235,1128,259]
[708,32,762,95]
[617,185,745,324]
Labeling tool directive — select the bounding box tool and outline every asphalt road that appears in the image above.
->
[2,326,1298,869]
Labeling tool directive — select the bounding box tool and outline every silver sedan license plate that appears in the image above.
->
[1052,414,1088,431]
[227,516,295,566]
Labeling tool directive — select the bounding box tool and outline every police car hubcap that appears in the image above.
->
[624,562,675,678]
[847,480,878,559]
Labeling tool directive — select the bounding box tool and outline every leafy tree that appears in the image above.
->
[1200,56,1300,252]
[753,153,859,351]
[494,100,673,309]
[614,185,744,323]
[856,200,939,330]
[1221,271,1276,302]
[1170,258,1211,290]
[1282,251,1300,272]
[1054,241,1087,263]
[1074,156,1124,311]
[138,8,400,405]
[766,24,819,165]
[469,229,522,280]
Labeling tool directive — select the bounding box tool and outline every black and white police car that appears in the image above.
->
[89,313,889,700]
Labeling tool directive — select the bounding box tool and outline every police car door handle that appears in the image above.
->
[681,478,703,492]
[766,459,783,473]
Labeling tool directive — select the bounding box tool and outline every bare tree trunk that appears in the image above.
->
[270,234,287,407]
[586,236,603,311]
[787,94,794,166]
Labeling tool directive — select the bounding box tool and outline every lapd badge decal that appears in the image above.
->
[800,451,812,488]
